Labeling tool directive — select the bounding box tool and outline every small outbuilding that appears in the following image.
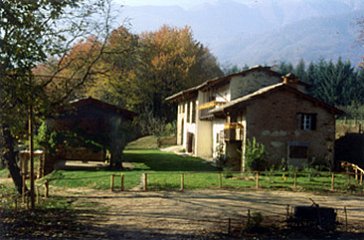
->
[44,97,136,175]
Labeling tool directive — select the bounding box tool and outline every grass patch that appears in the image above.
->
[45,149,217,190]
[41,149,364,194]
[126,135,159,150]
[124,149,216,171]
[0,168,9,178]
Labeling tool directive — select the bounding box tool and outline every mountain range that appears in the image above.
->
[118,0,364,67]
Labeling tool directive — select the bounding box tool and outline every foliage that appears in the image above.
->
[340,102,364,120]
[245,212,264,232]
[74,25,223,135]
[287,165,298,178]
[303,166,320,182]
[222,64,249,75]
[276,58,364,108]
[0,0,113,193]
[34,121,57,152]
[215,141,227,170]
[245,138,266,171]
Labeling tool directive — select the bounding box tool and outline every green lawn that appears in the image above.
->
[38,149,363,193]
[1,149,360,193]
[0,168,9,178]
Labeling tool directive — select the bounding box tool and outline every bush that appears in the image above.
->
[246,212,264,232]
[245,138,266,171]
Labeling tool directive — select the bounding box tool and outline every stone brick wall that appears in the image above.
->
[244,88,335,168]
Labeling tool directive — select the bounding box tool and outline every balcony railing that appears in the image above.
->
[224,122,243,141]
[198,101,225,119]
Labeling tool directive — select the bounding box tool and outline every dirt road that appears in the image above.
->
[53,188,364,239]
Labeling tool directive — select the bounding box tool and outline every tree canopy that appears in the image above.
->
[61,25,223,135]
[0,0,112,194]
[277,58,364,115]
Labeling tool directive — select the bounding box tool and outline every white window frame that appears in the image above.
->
[302,114,312,130]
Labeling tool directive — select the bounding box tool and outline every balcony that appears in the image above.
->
[198,101,225,120]
[224,123,243,141]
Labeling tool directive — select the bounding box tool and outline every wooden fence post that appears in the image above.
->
[110,174,115,192]
[120,174,125,191]
[180,173,185,192]
[293,172,297,189]
[360,172,363,186]
[355,168,358,182]
[143,173,148,191]
[347,172,351,185]
[331,173,335,191]
[247,209,251,227]
[36,186,40,205]
[22,173,26,203]
[45,180,49,198]
[286,205,290,221]
[344,206,348,232]
[14,197,18,211]
[255,172,259,189]
[219,172,223,188]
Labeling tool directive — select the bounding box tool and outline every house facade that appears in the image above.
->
[166,66,342,170]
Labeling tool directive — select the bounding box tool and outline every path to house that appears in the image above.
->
[52,187,364,239]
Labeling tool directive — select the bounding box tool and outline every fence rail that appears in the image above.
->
[3,168,364,210]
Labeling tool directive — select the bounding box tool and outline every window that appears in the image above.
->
[187,101,191,123]
[191,101,196,123]
[298,113,317,130]
[289,145,308,159]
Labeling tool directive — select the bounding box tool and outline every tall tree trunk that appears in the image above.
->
[1,124,27,194]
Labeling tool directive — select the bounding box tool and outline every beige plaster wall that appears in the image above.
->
[195,91,213,158]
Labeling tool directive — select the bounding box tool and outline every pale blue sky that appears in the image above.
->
[115,0,220,8]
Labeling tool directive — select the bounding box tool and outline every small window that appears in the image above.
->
[298,113,317,130]
[216,133,220,143]
[187,101,191,123]
[289,145,308,159]
[191,101,196,123]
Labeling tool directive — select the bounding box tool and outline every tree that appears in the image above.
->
[277,61,294,75]
[244,138,266,172]
[82,25,223,135]
[309,58,357,106]
[294,59,307,82]
[137,25,222,127]
[85,26,140,109]
[0,0,112,196]
[222,64,249,75]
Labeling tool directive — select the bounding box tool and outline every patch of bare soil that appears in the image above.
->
[2,185,364,239]
[50,189,364,239]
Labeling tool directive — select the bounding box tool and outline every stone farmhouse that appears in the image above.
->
[166,66,343,171]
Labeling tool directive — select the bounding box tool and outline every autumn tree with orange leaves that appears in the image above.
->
[80,25,222,135]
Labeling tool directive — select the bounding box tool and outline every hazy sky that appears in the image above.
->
[115,0,220,8]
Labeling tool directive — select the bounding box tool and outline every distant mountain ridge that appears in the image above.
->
[119,0,364,66]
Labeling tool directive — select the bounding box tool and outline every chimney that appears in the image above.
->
[282,73,299,85]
